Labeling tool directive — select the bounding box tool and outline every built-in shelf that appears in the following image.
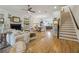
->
[23,18,30,31]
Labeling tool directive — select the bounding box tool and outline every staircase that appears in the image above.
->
[59,12,78,41]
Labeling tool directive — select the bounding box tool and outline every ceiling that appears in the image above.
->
[0,5,65,18]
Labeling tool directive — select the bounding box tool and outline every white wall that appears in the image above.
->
[0,7,61,31]
[0,8,27,30]
[69,6,79,40]
[0,8,10,29]
[30,10,60,27]
[70,6,79,27]
[52,11,60,19]
[30,15,53,27]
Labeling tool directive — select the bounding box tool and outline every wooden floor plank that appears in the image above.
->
[27,30,79,53]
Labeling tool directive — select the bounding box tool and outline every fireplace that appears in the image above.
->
[10,24,22,30]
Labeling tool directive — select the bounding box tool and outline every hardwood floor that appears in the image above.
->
[27,30,79,53]
[4,30,79,53]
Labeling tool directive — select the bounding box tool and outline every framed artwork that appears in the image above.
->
[11,16,20,23]
[13,17,20,23]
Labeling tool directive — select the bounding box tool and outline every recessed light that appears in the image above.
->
[27,11,30,13]
[38,11,41,13]
[25,15,26,16]
[54,6,57,9]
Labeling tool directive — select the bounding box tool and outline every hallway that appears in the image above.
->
[27,30,79,53]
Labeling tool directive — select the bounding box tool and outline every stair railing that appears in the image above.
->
[54,10,66,39]
[57,11,64,39]
[69,7,79,30]
[57,7,79,39]
[57,19,60,39]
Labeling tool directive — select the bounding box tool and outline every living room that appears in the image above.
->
[0,5,79,53]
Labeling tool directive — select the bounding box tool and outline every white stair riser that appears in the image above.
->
[61,26,74,28]
[59,37,78,41]
[59,36,77,39]
[60,33,76,36]
[60,29,75,31]
[59,34,77,37]
[60,30,76,33]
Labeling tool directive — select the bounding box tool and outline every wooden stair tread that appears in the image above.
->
[60,32,76,36]
[59,34,77,37]
[60,30,76,33]
[59,35,77,39]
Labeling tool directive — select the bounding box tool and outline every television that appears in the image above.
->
[10,24,22,30]
[10,16,20,23]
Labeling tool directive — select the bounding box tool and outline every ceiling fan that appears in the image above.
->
[22,5,35,13]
